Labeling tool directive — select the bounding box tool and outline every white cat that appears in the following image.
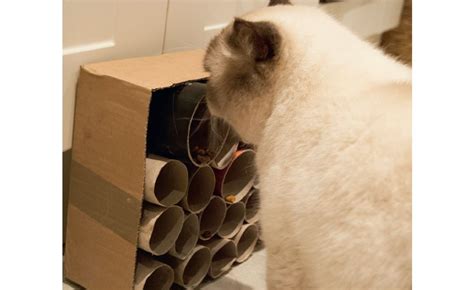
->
[204,1,411,289]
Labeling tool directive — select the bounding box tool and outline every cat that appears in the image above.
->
[204,1,411,289]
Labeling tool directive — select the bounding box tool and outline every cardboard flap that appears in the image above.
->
[83,50,209,91]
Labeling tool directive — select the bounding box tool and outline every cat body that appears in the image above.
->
[204,3,411,289]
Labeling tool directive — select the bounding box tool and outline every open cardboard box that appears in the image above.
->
[64,50,209,290]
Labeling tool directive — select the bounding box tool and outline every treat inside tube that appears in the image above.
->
[188,98,230,166]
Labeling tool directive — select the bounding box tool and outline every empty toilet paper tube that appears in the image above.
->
[145,156,188,207]
[217,202,245,239]
[180,165,214,214]
[214,149,256,204]
[134,252,174,290]
[166,245,211,288]
[138,204,184,256]
[169,213,200,260]
[243,188,260,224]
[200,238,237,279]
[233,223,259,263]
[199,196,226,240]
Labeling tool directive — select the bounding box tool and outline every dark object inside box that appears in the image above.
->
[147,81,230,167]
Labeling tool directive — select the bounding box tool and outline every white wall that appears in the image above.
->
[63,0,168,151]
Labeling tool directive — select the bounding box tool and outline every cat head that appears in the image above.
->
[204,1,410,145]
[203,1,352,144]
[204,1,294,144]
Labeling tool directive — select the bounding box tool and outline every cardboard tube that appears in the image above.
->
[147,82,231,167]
[145,156,188,207]
[188,104,230,167]
[199,196,226,240]
[214,149,256,204]
[138,204,184,256]
[201,238,237,279]
[243,188,260,224]
[169,213,199,260]
[134,252,174,290]
[180,165,214,214]
[211,128,239,170]
[217,202,245,239]
[233,223,259,263]
[167,245,211,288]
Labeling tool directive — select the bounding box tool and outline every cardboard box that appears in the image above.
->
[64,50,208,290]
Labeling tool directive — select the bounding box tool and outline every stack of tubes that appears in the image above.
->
[135,83,262,290]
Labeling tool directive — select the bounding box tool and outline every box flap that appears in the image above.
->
[66,67,147,290]
[83,49,209,91]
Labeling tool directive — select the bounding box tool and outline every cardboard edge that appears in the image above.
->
[66,67,149,290]
[82,49,209,92]
[149,77,208,93]
[80,66,152,94]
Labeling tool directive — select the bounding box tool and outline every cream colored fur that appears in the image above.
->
[205,5,411,289]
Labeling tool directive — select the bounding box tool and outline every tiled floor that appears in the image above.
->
[63,246,266,290]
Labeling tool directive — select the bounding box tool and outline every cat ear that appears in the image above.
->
[228,18,281,62]
[269,0,292,6]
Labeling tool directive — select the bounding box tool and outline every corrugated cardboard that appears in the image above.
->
[64,50,208,290]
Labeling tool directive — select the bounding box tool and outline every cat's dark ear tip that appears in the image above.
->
[233,17,243,25]
[232,18,253,32]
[269,0,292,6]
[229,17,281,62]
[233,17,249,27]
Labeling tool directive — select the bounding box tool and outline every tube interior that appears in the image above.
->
[182,247,211,287]
[154,160,187,206]
[149,207,183,255]
[237,225,258,260]
[143,265,173,290]
[199,197,226,239]
[211,241,237,277]
[219,202,245,237]
[187,166,214,213]
[222,151,256,201]
[245,189,260,222]
[174,214,199,257]
[187,98,229,166]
